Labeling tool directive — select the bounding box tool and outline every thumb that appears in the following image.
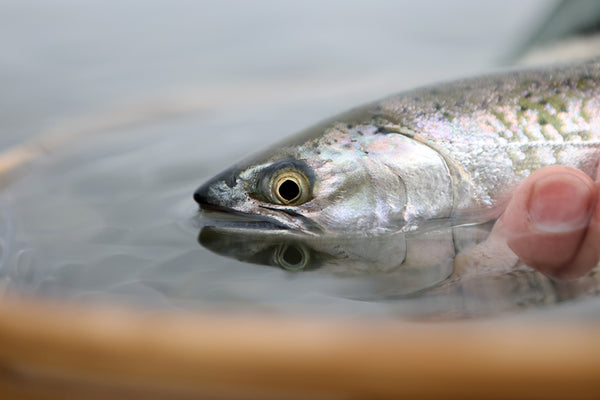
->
[495,165,597,279]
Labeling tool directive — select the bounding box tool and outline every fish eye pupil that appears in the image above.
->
[269,169,310,206]
[278,179,300,202]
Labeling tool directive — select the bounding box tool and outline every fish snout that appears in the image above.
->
[193,174,229,211]
[193,181,213,208]
[194,167,244,211]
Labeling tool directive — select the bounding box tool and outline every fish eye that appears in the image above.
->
[278,179,299,201]
[269,169,311,205]
[275,244,309,271]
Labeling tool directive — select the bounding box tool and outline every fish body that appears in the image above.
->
[195,59,600,235]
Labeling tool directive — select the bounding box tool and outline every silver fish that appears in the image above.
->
[195,59,600,235]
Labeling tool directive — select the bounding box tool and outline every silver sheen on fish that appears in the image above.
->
[195,59,600,235]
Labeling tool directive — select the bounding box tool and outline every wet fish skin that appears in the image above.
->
[195,59,600,235]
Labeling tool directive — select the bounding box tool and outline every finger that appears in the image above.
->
[494,165,596,279]
[556,163,600,279]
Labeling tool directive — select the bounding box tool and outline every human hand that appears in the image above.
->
[493,165,599,279]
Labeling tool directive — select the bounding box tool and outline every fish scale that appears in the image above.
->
[371,59,600,221]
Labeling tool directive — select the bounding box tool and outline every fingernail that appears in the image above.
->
[528,173,594,233]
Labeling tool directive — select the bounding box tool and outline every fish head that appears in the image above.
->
[195,111,454,234]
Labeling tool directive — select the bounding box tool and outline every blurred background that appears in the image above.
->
[0,0,557,152]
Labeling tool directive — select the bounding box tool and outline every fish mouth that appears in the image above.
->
[194,178,322,234]
[194,181,286,230]
[197,203,291,231]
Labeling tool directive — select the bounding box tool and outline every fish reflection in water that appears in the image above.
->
[199,222,461,297]
[198,220,600,316]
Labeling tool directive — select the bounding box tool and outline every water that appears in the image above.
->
[2,0,599,320]
[0,94,598,320]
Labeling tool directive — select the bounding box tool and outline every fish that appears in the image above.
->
[194,59,600,235]
[198,224,600,311]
